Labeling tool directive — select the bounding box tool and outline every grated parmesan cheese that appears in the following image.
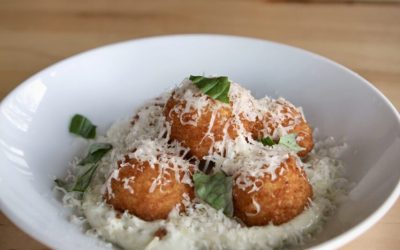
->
[55,78,349,250]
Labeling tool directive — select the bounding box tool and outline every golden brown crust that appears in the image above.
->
[105,158,194,221]
[164,96,237,159]
[292,121,314,157]
[253,103,314,157]
[233,156,313,226]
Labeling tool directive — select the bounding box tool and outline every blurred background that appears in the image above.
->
[0,0,399,249]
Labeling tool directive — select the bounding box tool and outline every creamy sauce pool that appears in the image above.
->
[74,85,348,250]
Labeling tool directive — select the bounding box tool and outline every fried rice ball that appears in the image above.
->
[253,100,314,157]
[105,158,194,221]
[164,95,255,160]
[233,156,313,226]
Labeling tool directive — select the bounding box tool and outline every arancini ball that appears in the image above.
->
[233,156,313,226]
[254,99,314,157]
[105,158,194,221]
[164,94,257,160]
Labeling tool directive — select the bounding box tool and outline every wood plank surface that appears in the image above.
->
[0,0,399,249]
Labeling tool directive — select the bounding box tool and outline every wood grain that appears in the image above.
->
[0,0,399,249]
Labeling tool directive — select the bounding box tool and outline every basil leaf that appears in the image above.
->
[279,133,304,153]
[260,134,304,153]
[55,143,111,193]
[55,164,98,193]
[260,136,275,146]
[193,171,233,217]
[72,163,98,192]
[69,114,96,139]
[189,75,231,104]
[79,143,113,165]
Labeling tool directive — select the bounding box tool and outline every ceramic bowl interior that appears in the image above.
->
[0,35,399,250]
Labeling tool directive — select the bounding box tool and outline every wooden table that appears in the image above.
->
[1,0,399,249]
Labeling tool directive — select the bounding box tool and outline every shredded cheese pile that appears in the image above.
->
[55,78,349,250]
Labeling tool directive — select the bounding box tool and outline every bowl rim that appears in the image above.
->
[1,33,399,250]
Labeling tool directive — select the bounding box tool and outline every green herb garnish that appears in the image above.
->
[79,143,113,165]
[278,133,304,153]
[73,143,112,192]
[69,114,97,139]
[189,75,231,104]
[260,136,275,146]
[260,133,304,153]
[71,163,99,192]
[55,163,99,192]
[55,141,112,192]
[193,171,233,217]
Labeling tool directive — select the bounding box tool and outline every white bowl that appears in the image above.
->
[0,35,399,250]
